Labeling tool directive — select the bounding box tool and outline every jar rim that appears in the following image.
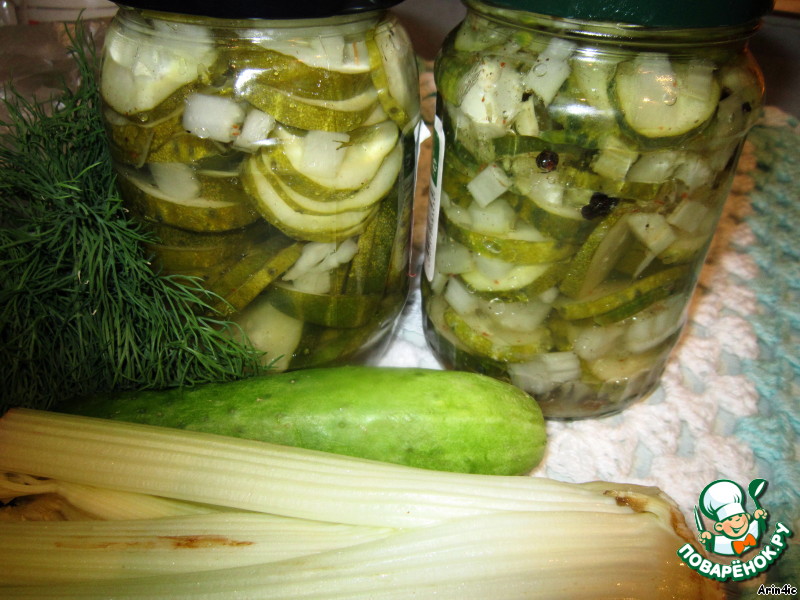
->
[473,0,774,29]
[464,0,765,45]
[113,0,403,20]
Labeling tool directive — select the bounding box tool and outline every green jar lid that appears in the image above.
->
[480,0,774,28]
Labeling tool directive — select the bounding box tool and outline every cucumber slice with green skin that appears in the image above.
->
[242,154,376,243]
[143,222,266,273]
[509,193,593,243]
[460,261,561,293]
[117,169,259,233]
[458,259,564,300]
[147,130,228,164]
[366,25,421,128]
[267,283,382,329]
[585,343,671,383]
[104,106,192,167]
[147,241,243,272]
[276,121,400,191]
[658,233,712,265]
[556,265,690,321]
[261,144,401,215]
[569,54,620,113]
[558,208,633,299]
[612,55,720,142]
[237,82,379,133]
[423,290,512,377]
[202,235,304,316]
[101,21,217,116]
[104,114,155,168]
[443,306,552,363]
[287,326,369,369]
[492,133,586,159]
[227,45,374,101]
[345,193,399,295]
[227,295,304,372]
[558,165,667,202]
[442,211,575,265]
[256,31,373,75]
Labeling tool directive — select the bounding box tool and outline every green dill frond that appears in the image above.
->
[0,22,266,414]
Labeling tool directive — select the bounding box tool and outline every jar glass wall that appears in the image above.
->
[422,0,764,418]
[100,6,420,371]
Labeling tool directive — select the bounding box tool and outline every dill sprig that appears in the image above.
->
[0,23,266,414]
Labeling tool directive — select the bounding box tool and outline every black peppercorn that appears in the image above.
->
[581,192,619,220]
[535,150,559,172]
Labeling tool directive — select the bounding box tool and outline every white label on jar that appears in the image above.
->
[423,114,445,282]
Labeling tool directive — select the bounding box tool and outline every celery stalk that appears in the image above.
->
[0,512,394,585]
[0,409,629,528]
[0,409,724,599]
[1,511,721,599]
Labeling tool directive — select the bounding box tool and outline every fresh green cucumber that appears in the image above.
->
[58,367,547,476]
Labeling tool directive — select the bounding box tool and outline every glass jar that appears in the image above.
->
[99,1,420,371]
[423,0,769,418]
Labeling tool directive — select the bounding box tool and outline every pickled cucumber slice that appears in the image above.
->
[105,118,155,168]
[145,223,259,274]
[442,211,575,265]
[256,33,372,75]
[203,235,304,316]
[345,193,399,295]
[612,55,720,141]
[492,133,585,159]
[265,140,402,214]
[422,291,509,378]
[556,265,690,321]
[238,82,378,132]
[288,319,378,370]
[101,21,216,116]
[658,233,711,265]
[117,169,259,233]
[242,154,375,242]
[276,121,399,190]
[559,165,666,202]
[103,105,186,167]
[585,343,671,382]
[511,164,597,239]
[228,296,304,372]
[151,219,266,245]
[228,46,373,101]
[558,208,632,299]
[148,242,239,272]
[510,193,592,243]
[443,306,552,362]
[366,25,420,128]
[460,261,561,293]
[147,131,227,164]
[144,222,265,273]
[267,283,382,329]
